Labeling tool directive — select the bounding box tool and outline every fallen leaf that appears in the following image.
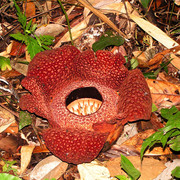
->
[33,144,49,154]
[23,0,36,22]
[170,53,180,70]
[121,129,171,156]
[0,134,18,153]
[35,24,65,37]
[54,14,92,48]
[19,145,35,175]
[78,161,111,180]
[154,159,180,180]
[129,14,179,49]
[29,155,68,180]
[77,0,126,39]
[4,122,19,134]
[0,106,16,133]
[9,41,26,57]
[105,156,166,180]
[147,79,180,108]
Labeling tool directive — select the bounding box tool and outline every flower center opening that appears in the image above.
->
[66,87,103,116]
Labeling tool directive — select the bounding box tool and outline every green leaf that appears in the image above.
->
[39,35,54,46]
[19,111,32,130]
[12,0,27,30]
[140,130,163,160]
[143,72,156,79]
[0,56,12,71]
[161,106,178,121]
[10,33,26,42]
[115,175,130,180]
[141,106,180,159]
[140,0,152,8]
[26,36,43,59]
[120,155,141,180]
[0,173,22,180]
[161,129,176,148]
[26,19,33,31]
[152,103,158,112]
[130,58,139,69]
[168,135,180,151]
[92,31,124,52]
[171,166,180,178]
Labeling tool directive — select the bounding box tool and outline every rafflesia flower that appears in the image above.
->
[19,45,152,164]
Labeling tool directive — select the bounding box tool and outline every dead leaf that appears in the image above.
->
[35,24,65,37]
[148,45,180,68]
[154,159,180,180]
[54,14,92,48]
[77,0,126,39]
[10,58,28,76]
[0,134,18,153]
[105,156,166,180]
[33,144,49,154]
[23,0,36,22]
[174,0,180,6]
[0,106,16,133]
[78,161,111,180]
[121,129,171,156]
[4,122,19,134]
[147,79,180,108]
[29,155,68,180]
[170,53,180,70]
[9,41,26,57]
[19,145,35,175]
[133,51,149,67]
[129,14,179,49]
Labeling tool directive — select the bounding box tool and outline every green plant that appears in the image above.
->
[2,160,18,176]
[0,56,12,71]
[140,0,152,9]
[116,155,141,180]
[19,111,32,130]
[0,173,22,180]
[10,0,54,59]
[141,106,180,178]
[92,30,124,52]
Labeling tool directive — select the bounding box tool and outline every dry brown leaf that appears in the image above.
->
[23,0,36,22]
[170,53,180,70]
[35,24,65,37]
[78,161,111,180]
[54,14,92,48]
[147,79,180,108]
[10,58,28,76]
[19,145,35,175]
[148,45,180,67]
[129,14,179,50]
[0,134,18,153]
[154,159,180,180]
[29,155,68,180]
[105,156,166,180]
[174,0,180,6]
[133,51,149,67]
[4,122,19,134]
[77,0,127,39]
[121,129,170,156]
[0,106,16,133]
[33,144,49,154]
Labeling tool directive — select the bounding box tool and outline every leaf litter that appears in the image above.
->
[0,0,180,179]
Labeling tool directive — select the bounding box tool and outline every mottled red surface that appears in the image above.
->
[19,45,152,164]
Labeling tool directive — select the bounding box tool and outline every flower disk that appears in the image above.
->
[19,45,152,164]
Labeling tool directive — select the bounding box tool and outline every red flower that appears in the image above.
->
[19,45,152,164]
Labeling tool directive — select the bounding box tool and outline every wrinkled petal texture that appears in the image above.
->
[19,45,152,164]
[43,128,108,164]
